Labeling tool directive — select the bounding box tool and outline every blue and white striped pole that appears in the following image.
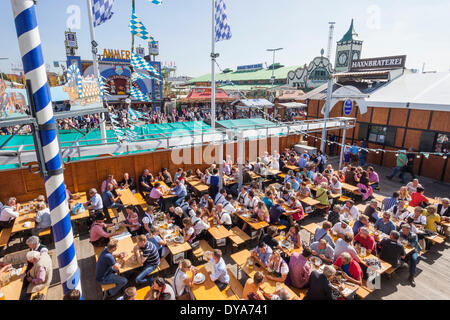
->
[11,0,82,296]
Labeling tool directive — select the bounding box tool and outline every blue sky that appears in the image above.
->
[1,0,449,77]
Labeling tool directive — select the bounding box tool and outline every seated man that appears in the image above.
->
[213,203,233,230]
[95,240,128,298]
[119,173,136,193]
[134,234,160,286]
[406,179,422,195]
[0,197,20,230]
[207,249,230,291]
[261,226,281,250]
[313,221,335,249]
[198,193,212,208]
[251,241,273,268]
[387,200,409,220]
[269,199,291,227]
[364,200,380,224]
[383,192,399,211]
[243,271,266,300]
[310,239,335,264]
[101,174,118,194]
[304,265,336,300]
[85,188,104,219]
[333,232,360,263]
[378,230,406,269]
[374,212,397,235]
[331,219,354,238]
[158,168,173,187]
[171,180,187,207]
[89,212,120,247]
[353,227,377,255]
[191,209,210,240]
[23,251,53,298]
[340,200,359,221]
[334,252,363,288]
[140,169,153,193]
[352,214,370,236]
[329,176,342,194]
[399,224,420,286]
[103,183,124,213]
[287,247,312,289]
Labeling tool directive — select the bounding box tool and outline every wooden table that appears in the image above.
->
[117,188,140,206]
[259,169,282,177]
[373,194,386,203]
[235,212,268,231]
[189,264,235,300]
[248,171,261,180]
[274,236,302,256]
[94,233,142,273]
[230,249,300,300]
[342,183,359,193]
[358,253,392,274]
[299,195,320,207]
[208,225,232,241]
[0,267,26,300]
[186,177,209,195]
[158,181,176,200]
[11,202,37,234]
[301,222,318,236]
[68,192,90,221]
[284,165,300,172]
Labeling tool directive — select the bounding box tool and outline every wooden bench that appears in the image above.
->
[289,286,307,300]
[101,283,116,299]
[426,234,446,245]
[0,227,12,249]
[151,257,170,276]
[134,193,148,206]
[192,240,215,261]
[356,280,374,299]
[38,228,51,237]
[228,227,251,248]
[107,208,119,222]
[314,204,329,211]
[30,286,48,300]
[227,267,244,300]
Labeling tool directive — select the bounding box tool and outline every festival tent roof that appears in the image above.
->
[231,99,274,108]
[365,72,450,111]
[276,102,307,108]
[180,88,235,103]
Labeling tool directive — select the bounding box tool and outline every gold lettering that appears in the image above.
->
[126,51,131,60]
[114,50,121,59]
[121,50,125,60]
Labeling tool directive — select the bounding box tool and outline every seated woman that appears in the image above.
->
[398,186,411,202]
[367,166,379,190]
[285,196,304,222]
[254,201,270,223]
[266,250,289,283]
[195,168,203,180]
[287,224,302,248]
[122,206,142,237]
[182,217,196,244]
[315,182,330,209]
[333,252,363,288]
[297,182,311,198]
[356,171,373,201]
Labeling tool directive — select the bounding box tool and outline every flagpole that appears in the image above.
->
[86,0,107,143]
[211,0,223,190]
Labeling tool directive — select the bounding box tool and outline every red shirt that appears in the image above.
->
[409,192,428,207]
[334,257,363,281]
[354,233,377,253]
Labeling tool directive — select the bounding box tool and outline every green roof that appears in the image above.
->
[338,19,360,43]
[188,65,301,84]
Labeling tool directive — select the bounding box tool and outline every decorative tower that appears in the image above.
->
[335,19,363,72]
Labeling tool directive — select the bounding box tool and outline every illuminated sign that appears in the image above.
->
[101,49,131,62]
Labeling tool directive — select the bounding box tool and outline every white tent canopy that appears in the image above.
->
[232,98,274,108]
[366,72,450,111]
[277,102,307,108]
[321,85,370,115]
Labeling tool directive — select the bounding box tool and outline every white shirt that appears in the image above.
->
[406,182,422,194]
[214,193,226,206]
[237,191,248,205]
[218,210,232,226]
[408,213,426,225]
[0,206,19,222]
[192,216,210,235]
[341,205,359,221]
[332,222,354,236]
[247,196,260,210]
[174,269,189,296]
[223,202,237,215]
[330,180,342,194]
[438,205,449,216]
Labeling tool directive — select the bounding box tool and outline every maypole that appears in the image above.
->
[10,0,82,295]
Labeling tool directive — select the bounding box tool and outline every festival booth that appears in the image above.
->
[179,87,235,111]
[274,88,307,120]
[230,99,274,119]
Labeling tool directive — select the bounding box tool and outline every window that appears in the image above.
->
[365,125,396,146]
[368,125,387,144]
[419,131,435,152]
[434,133,449,153]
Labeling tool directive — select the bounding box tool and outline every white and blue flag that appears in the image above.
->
[92,0,115,27]
[215,0,232,42]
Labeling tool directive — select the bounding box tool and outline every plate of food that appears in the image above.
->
[310,256,322,267]
[193,272,205,284]
[281,240,291,248]
[174,236,185,243]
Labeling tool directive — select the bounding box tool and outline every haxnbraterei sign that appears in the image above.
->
[350,55,407,71]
